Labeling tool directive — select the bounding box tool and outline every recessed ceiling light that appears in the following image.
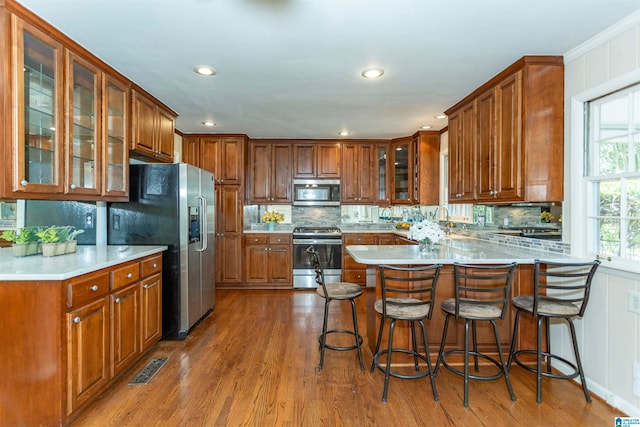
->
[202,120,216,127]
[361,68,384,79]
[194,65,217,76]
[421,125,432,129]
[435,114,447,119]
[338,130,350,136]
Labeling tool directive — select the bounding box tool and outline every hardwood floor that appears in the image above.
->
[70,289,622,426]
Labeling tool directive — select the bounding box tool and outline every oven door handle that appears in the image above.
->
[293,239,342,245]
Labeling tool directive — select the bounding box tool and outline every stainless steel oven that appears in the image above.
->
[292,226,342,288]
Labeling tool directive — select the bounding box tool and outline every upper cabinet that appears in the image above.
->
[390,137,412,204]
[1,1,172,201]
[341,142,375,204]
[293,142,341,178]
[5,16,65,197]
[183,135,246,185]
[446,56,564,203]
[130,88,176,163]
[375,143,390,205]
[412,131,440,206]
[247,140,292,204]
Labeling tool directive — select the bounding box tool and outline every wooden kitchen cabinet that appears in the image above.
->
[183,134,246,185]
[448,101,476,202]
[110,283,140,378]
[244,234,292,287]
[412,131,440,205]
[247,141,292,204]
[130,87,175,163]
[4,15,66,198]
[215,185,243,286]
[390,137,413,204]
[0,252,164,425]
[375,143,390,205]
[293,142,341,178]
[341,142,375,204]
[65,269,111,416]
[446,56,564,203]
[342,233,395,284]
[1,3,136,201]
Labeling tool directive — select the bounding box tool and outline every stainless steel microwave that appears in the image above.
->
[293,179,340,206]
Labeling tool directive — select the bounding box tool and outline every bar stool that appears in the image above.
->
[370,264,442,403]
[306,247,364,371]
[435,262,517,407]
[507,259,600,403]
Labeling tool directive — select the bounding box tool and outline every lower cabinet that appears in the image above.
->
[244,234,292,287]
[343,233,395,284]
[66,253,163,419]
[67,294,110,415]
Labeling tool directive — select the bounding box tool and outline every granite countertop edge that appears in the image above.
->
[0,245,168,281]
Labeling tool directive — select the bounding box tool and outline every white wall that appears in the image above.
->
[561,10,640,416]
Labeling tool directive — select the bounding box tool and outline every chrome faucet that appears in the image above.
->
[436,205,451,234]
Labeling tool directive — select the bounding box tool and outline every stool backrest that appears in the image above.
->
[452,262,517,319]
[533,259,601,317]
[378,264,442,319]
[306,246,328,296]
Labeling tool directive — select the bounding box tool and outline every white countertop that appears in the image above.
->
[0,245,167,281]
[346,236,579,265]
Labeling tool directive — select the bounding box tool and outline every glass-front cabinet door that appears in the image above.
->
[390,138,412,204]
[12,17,64,195]
[67,53,100,196]
[376,143,390,205]
[102,76,128,198]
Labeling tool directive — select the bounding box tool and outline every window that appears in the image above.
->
[586,83,640,261]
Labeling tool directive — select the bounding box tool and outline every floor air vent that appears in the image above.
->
[128,357,168,385]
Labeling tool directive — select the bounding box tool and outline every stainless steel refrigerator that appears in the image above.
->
[108,163,215,339]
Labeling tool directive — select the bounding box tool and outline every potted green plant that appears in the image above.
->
[1,228,39,257]
[65,227,84,254]
[37,226,62,257]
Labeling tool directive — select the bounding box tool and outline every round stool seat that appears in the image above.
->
[316,282,363,299]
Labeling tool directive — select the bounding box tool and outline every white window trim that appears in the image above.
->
[570,69,640,275]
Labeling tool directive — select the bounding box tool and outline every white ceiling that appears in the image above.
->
[16,0,640,139]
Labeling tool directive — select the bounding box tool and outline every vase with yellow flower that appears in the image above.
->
[262,210,284,231]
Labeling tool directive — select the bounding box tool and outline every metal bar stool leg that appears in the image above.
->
[472,319,479,372]
[435,314,452,374]
[463,319,472,407]
[318,299,331,371]
[370,316,386,373]
[411,321,420,371]
[350,299,365,371]
[567,319,592,403]
[382,319,398,403]
[536,315,544,403]
[507,309,522,369]
[419,319,439,401]
[491,319,515,401]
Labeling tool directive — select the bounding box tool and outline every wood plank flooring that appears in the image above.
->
[70,289,623,426]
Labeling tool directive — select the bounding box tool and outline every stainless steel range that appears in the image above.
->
[292,226,342,288]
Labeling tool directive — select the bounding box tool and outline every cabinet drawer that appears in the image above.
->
[67,271,110,308]
[111,262,140,290]
[268,234,291,245]
[343,269,367,284]
[245,235,268,245]
[344,254,367,270]
[141,255,162,278]
[343,234,376,245]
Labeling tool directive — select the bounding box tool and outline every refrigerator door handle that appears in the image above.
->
[197,196,207,252]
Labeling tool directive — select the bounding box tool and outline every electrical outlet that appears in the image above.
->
[85,213,93,228]
[629,290,640,314]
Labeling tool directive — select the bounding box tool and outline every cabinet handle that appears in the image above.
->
[143,284,151,289]
[21,180,28,186]
[106,188,111,193]
[152,263,157,268]
[90,285,99,292]
[73,316,81,324]
[115,297,121,304]
[127,273,133,279]
[70,184,77,190]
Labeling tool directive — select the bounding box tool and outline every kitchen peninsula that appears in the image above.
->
[0,245,167,427]
[346,237,582,359]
